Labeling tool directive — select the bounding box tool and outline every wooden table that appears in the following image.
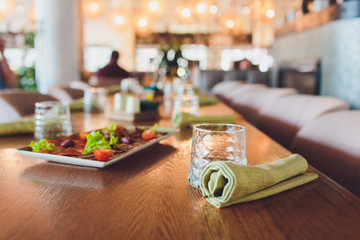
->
[0,101,359,239]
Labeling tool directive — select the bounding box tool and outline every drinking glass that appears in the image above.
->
[176,83,195,96]
[113,92,127,112]
[188,123,247,188]
[84,87,106,113]
[34,101,72,140]
[172,95,199,117]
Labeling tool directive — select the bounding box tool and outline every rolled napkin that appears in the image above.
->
[198,95,218,106]
[172,112,236,128]
[0,117,35,136]
[200,154,318,208]
[194,88,218,106]
[69,98,84,111]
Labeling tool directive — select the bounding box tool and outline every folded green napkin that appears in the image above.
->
[172,112,236,128]
[198,95,218,106]
[106,85,121,95]
[0,117,35,136]
[69,98,84,111]
[200,154,318,208]
[194,88,218,106]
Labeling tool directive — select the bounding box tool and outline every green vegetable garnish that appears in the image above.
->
[150,123,158,130]
[29,139,59,152]
[82,131,111,154]
[107,123,117,132]
[109,134,121,148]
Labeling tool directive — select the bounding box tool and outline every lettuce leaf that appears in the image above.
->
[82,131,121,154]
[109,134,121,148]
[82,131,111,154]
[29,139,59,152]
[107,123,117,131]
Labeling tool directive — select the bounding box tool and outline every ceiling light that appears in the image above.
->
[107,9,130,31]
[266,9,275,19]
[138,18,148,28]
[209,5,218,14]
[242,7,250,15]
[83,0,105,19]
[0,0,15,17]
[135,14,152,35]
[196,3,206,14]
[147,0,166,18]
[114,15,124,25]
[226,19,235,29]
[182,8,191,18]
[149,1,159,11]
[221,13,242,35]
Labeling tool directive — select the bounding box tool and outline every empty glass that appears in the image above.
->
[188,123,247,188]
[84,87,106,113]
[176,83,195,96]
[172,94,200,117]
[34,101,72,140]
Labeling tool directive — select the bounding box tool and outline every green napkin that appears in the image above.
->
[194,88,218,106]
[0,117,35,136]
[200,154,318,208]
[172,112,236,128]
[69,98,84,111]
[106,85,121,95]
[198,95,218,106]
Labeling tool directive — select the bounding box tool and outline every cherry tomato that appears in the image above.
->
[115,125,126,132]
[93,149,114,161]
[141,129,156,141]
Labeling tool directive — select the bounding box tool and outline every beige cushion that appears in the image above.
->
[231,88,298,124]
[225,83,268,105]
[256,94,350,149]
[49,86,84,102]
[0,90,57,117]
[211,81,243,96]
[291,110,360,196]
[0,98,22,123]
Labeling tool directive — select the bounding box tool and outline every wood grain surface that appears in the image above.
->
[0,101,359,240]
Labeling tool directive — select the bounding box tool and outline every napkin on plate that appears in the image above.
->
[0,117,35,136]
[171,112,236,128]
[200,154,318,208]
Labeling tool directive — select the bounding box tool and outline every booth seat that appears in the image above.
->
[0,90,57,123]
[212,82,267,105]
[255,94,350,149]
[291,110,360,196]
[230,88,298,125]
[223,83,267,105]
[211,81,244,102]
[210,82,358,196]
[198,70,225,93]
[48,86,84,102]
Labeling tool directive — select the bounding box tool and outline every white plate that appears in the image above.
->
[16,126,178,168]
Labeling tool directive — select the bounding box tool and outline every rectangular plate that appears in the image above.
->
[16,126,178,168]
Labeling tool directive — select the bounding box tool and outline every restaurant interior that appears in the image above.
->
[1,0,360,239]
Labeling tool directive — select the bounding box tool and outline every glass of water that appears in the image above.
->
[34,101,72,140]
[172,94,200,117]
[188,123,247,188]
